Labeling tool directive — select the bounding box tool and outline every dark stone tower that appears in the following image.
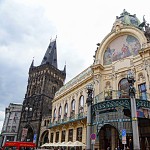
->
[18,39,66,146]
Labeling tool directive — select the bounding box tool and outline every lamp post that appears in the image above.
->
[86,84,93,150]
[25,106,32,122]
[24,106,33,141]
[127,72,140,150]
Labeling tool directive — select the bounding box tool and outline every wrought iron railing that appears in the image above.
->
[49,112,87,128]
[94,90,150,104]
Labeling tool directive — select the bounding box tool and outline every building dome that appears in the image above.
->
[112,9,141,30]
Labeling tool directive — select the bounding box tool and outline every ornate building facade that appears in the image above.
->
[48,10,150,150]
[17,39,66,146]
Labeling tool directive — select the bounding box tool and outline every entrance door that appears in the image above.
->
[26,126,34,142]
[99,124,120,150]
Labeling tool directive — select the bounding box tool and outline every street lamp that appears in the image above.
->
[25,106,33,120]
[23,106,33,141]
[25,107,32,112]
[127,72,140,150]
[86,84,93,150]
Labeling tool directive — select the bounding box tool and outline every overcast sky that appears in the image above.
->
[0,0,150,132]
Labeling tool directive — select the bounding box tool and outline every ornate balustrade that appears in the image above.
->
[94,90,150,104]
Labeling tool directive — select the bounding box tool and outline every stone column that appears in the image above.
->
[65,130,68,142]
[53,132,56,143]
[127,72,140,150]
[86,84,93,150]
[59,130,62,142]
[73,128,76,142]
[130,96,140,150]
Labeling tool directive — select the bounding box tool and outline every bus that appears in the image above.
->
[2,142,36,150]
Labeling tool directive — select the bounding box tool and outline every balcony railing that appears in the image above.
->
[94,90,150,104]
[49,112,87,128]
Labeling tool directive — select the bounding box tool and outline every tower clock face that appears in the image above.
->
[103,35,141,65]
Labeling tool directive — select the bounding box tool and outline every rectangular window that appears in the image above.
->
[138,83,147,100]
[68,129,73,142]
[61,130,66,142]
[55,132,59,142]
[50,133,54,143]
[76,127,82,142]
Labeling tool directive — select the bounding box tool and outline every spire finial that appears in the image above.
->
[63,61,66,74]
[30,57,34,69]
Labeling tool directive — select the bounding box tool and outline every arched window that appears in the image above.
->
[58,106,62,118]
[118,78,129,98]
[71,100,75,111]
[79,96,84,107]
[79,96,84,113]
[64,103,68,116]
[53,108,56,120]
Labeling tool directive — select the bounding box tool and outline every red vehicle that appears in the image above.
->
[2,142,36,150]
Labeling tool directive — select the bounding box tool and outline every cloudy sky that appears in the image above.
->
[0,0,150,132]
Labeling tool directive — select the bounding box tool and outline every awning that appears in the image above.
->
[41,143,51,147]
[41,141,86,147]
[59,142,67,146]
[72,141,86,147]
[65,141,74,147]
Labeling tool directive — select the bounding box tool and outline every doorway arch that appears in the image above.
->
[40,130,49,145]
[25,125,34,142]
[98,124,120,150]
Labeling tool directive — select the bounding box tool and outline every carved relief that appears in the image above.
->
[105,81,112,89]
[138,72,145,82]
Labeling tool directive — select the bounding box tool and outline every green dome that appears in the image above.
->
[116,9,141,27]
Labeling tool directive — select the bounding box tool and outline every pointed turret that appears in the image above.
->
[30,58,34,69]
[63,64,66,75]
[41,39,58,68]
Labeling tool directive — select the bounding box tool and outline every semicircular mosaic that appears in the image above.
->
[103,35,141,65]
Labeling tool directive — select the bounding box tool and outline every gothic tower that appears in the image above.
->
[18,39,66,146]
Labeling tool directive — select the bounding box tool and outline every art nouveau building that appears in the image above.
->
[49,67,92,147]
[41,10,150,150]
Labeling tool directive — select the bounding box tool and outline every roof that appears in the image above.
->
[55,67,92,97]
[41,39,57,68]
[112,9,141,30]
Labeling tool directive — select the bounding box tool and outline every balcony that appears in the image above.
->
[94,90,150,104]
[92,90,150,122]
[49,112,87,128]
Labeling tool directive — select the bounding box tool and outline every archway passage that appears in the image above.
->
[26,126,34,142]
[40,130,49,146]
[99,124,120,150]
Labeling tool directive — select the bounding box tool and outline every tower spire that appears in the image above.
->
[63,61,66,74]
[30,57,34,69]
[41,38,58,68]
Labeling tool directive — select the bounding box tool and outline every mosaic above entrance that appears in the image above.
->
[103,35,141,65]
